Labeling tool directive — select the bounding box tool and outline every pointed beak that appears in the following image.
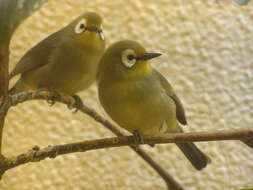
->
[136,53,162,61]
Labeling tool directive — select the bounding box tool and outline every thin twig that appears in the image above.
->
[1,129,253,174]
[6,90,184,190]
[5,90,253,189]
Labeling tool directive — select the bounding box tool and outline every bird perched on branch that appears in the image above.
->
[9,12,105,108]
[97,40,211,170]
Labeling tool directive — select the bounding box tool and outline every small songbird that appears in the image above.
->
[9,12,105,106]
[97,40,211,170]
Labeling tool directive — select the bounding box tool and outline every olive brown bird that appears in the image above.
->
[9,12,105,107]
[97,40,211,170]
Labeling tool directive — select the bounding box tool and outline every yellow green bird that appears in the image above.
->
[97,40,211,170]
[9,12,105,105]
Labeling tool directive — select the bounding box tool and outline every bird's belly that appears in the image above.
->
[22,56,97,94]
[51,52,99,94]
[51,68,96,94]
[100,82,169,135]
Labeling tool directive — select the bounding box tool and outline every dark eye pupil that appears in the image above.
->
[127,55,135,60]
[80,24,85,29]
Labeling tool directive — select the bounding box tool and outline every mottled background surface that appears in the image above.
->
[1,0,253,189]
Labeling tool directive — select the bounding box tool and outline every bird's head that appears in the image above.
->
[98,40,161,80]
[69,12,105,49]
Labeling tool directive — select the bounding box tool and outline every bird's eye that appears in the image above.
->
[75,19,87,34]
[122,49,136,68]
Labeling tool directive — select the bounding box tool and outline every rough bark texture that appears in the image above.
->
[1,90,252,186]
[0,124,252,177]
[3,90,186,190]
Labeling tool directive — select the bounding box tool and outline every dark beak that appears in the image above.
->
[136,53,162,61]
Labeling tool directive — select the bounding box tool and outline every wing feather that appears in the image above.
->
[9,30,63,78]
[155,70,188,125]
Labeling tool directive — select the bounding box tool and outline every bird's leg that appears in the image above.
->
[39,86,61,106]
[133,130,144,150]
[70,94,84,113]
[45,92,83,113]
[48,90,61,106]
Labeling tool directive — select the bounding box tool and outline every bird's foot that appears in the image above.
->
[47,90,61,106]
[38,86,61,106]
[133,130,144,150]
[69,95,84,113]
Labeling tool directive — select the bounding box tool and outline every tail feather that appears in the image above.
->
[176,142,211,170]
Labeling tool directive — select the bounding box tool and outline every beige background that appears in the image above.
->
[1,0,253,189]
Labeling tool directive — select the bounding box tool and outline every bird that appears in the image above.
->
[97,40,211,170]
[9,11,106,107]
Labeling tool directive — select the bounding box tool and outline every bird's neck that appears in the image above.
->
[132,61,153,77]
[99,63,153,88]
[74,32,104,52]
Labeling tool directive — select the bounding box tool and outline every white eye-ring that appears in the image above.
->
[75,19,86,34]
[121,49,136,68]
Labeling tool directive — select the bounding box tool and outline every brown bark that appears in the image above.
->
[5,90,185,190]
[1,128,252,175]
[0,44,10,155]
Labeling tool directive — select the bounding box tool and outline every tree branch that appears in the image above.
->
[0,43,10,155]
[0,44,9,97]
[5,90,185,190]
[3,90,252,189]
[1,128,252,175]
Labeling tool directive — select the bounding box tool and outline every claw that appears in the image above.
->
[47,90,61,106]
[39,86,61,106]
[133,130,144,150]
[71,95,84,113]
[47,99,55,106]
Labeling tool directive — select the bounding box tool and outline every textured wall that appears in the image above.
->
[1,0,253,189]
